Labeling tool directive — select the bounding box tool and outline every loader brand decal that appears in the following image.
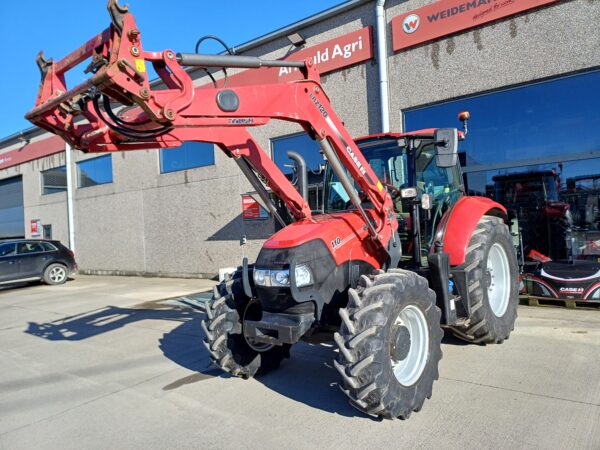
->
[198,27,373,89]
[392,0,560,51]
[325,115,373,182]
[229,118,254,125]
[345,144,367,176]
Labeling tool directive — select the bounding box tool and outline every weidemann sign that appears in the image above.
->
[392,0,559,51]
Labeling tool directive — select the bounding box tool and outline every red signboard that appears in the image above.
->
[242,195,268,220]
[0,135,64,171]
[392,0,559,51]
[201,27,373,88]
[30,219,41,236]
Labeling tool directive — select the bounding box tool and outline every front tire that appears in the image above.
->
[201,271,290,378]
[450,216,519,344]
[334,269,443,419]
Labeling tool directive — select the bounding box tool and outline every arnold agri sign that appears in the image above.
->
[392,0,559,51]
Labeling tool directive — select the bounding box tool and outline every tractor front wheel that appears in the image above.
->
[334,269,443,419]
[201,271,290,378]
[450,216,519,344]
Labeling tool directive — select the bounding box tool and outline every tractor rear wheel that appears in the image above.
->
[201,271,290,378]
[334,269,443,419]
[450,216,519,344]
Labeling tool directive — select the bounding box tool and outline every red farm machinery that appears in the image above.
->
[26,1,519,419]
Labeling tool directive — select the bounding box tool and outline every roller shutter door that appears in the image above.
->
[0,176,24,239]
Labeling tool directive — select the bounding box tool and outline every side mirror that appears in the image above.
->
[434,128,458,168]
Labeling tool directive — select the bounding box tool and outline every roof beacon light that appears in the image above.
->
[458,111,470,138]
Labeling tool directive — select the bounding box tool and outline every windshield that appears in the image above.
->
[324,137,463,263]
[325,138,462,214]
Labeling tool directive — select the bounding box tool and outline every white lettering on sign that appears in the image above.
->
[279,36,364,77]
[559,287,584,293]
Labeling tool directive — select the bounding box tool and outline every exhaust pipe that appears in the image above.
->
[287,151,308,203]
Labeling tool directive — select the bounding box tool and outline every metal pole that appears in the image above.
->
[65,143,75,252]
[376,0,390,133]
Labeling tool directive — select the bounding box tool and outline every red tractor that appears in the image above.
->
[26,1,518,419]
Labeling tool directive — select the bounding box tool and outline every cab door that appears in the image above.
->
[0,243,19,282]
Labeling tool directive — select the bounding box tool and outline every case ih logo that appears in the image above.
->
[403,14,420,34]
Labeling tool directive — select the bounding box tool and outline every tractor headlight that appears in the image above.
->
[253,268,290,287]
[271,270,290,287]
[294,264,313,287]
[253,269,270,286]
[253,265,312,288]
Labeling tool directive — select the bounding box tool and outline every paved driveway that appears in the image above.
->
[1,275,599,449]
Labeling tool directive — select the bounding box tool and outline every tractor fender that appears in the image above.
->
[436,196,507,266]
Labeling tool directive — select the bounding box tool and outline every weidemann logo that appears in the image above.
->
[403,14,420,33]
[427,0,494,23]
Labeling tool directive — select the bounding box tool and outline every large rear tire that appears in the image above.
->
[450,216,519,344]
[334,269,443,419]
[201,271,290,378]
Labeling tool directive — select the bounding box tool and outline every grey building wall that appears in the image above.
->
[1,0,598,278]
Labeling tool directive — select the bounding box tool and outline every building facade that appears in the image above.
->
[1,0,598,277]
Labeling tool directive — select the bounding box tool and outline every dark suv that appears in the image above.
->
[0,240,77,286]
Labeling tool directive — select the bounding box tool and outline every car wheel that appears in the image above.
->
[43,263,68,285]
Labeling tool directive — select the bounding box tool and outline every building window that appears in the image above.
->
[41,165,67,195]
[404,70,600,170]
[77,155,113,188]
[160,142,215,173]
[404,70,600,262]
[271,133,324,211]
[272,133,323,175]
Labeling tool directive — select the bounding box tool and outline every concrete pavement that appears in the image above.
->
[0,275,599,449]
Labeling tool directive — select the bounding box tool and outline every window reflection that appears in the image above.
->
[271,133,324,211]
[77,155,113,188]
[405,70,600,264]
[160,142,215,174]
[405,70,600,168]
[41,165,67,195]
[466,159,600,262]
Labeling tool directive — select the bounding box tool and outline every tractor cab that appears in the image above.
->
[324,129,464,267]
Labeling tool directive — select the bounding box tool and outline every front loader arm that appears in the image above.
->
[25,0,397,250]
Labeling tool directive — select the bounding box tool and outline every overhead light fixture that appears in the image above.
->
[18,131,30,146]
[287,32,306,48]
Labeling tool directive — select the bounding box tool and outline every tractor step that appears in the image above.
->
[519,295,600,310]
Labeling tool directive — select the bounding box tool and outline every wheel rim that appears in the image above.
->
[487,243,510,317]
[242,300,274,353]
[49,266,66,283]
[391,305,429,386]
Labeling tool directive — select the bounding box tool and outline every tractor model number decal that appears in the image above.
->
[310,93,328,119]
[331,236,342,250]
